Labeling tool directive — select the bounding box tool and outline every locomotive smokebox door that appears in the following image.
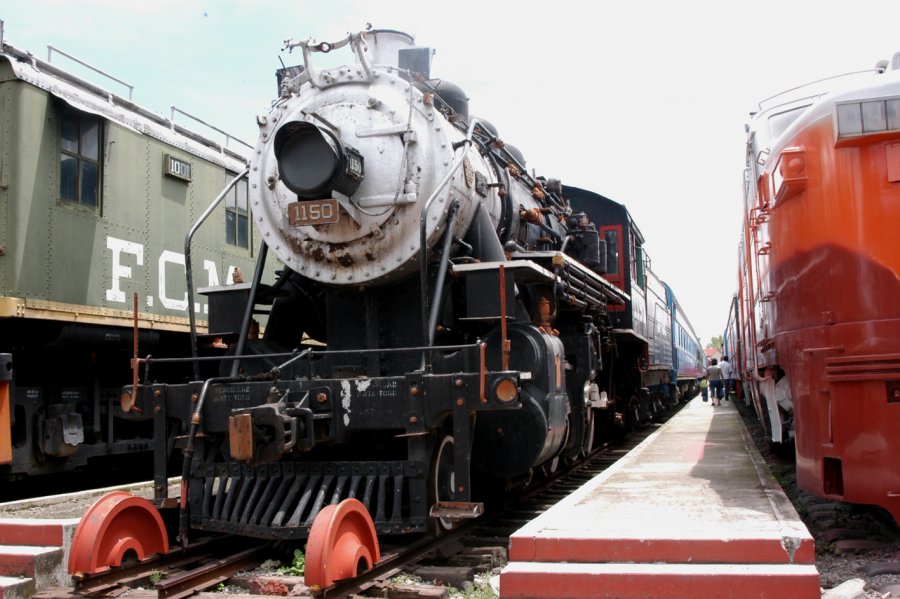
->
[463,269,516,320]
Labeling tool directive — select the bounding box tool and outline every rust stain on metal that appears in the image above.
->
[229,414,254,461]
[337,254,355,267]
[312,248,326,262]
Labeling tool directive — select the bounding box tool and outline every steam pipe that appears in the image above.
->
[426,200,460,346]
[177,375,243,546]
[419,118,481,363]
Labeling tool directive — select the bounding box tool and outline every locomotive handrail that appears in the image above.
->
[170,106,253,152]
[756,68,883,112]
[229,242,269,378]
[135,341,489,382]
[185,167,250,381]
[138,341,486,365]
[46,44,134,101]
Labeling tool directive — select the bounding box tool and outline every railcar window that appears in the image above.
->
[604,230,619,275]
[59,107,102,208]
[226,176,250,249]
[634,245,646,289]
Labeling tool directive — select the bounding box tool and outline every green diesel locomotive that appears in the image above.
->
[0,31,265,485]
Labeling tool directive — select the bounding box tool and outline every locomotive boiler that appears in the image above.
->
[68,28,700,587]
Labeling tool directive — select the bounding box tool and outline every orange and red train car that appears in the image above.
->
[728,53,900,523]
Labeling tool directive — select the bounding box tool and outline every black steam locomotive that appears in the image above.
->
[68,28,702,586]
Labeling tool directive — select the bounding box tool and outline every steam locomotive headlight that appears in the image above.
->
[493,377,519,403]
[273,121,365,198]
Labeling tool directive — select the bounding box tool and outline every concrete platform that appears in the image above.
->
[0,518,80,599]
[500,398,820,598]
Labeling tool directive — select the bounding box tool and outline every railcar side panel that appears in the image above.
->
[733,63,900,522]
[0,43,274,481]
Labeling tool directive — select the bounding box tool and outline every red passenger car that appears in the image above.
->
[734,54,900,523]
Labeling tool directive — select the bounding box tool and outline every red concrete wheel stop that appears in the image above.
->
[68,491,169,575]
[304,498,380,590]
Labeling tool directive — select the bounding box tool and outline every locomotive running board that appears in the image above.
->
[429,501,484,521]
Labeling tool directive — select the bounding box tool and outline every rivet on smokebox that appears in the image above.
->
[316,392,328,403]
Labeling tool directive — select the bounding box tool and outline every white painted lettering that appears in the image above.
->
[203,260,220,287]
[106,237,144,303]
[159,250,188,311]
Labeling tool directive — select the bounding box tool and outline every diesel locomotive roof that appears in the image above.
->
[0,37,249,172]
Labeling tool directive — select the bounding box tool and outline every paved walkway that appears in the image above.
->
[500,397,820,598]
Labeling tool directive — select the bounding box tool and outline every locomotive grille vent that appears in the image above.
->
[824,353,900,382]
[190,460,427,539]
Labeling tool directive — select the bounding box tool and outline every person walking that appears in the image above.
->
[699,376,709,402]
[720,356,733,401]
[707,358,724,406]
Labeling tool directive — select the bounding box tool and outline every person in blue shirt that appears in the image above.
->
[720,356,734,401]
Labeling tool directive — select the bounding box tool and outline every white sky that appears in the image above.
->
[4,0,900,346]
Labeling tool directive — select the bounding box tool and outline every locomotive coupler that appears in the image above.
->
[228,402,315,462]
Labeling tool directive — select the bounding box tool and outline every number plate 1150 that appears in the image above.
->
[288,199,340,226]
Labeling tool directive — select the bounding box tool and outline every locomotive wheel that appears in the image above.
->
[582,408,596,456]
[429,435,458,531]
[540,456,560,478]
[626,394,641,430]
[68,491,169,575]
[305,498,380,589]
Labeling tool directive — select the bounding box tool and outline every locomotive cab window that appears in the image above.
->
[226,174,250,249]
[59,105,102,208]
[634,244,647,289]
[604,229,619,275]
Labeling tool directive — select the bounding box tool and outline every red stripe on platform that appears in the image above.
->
[509,535,816,564]
[500,563,821,599]
[0,522,63,547]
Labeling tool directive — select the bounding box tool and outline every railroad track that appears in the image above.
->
[35,407,683,599]
[318,411,679,597]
